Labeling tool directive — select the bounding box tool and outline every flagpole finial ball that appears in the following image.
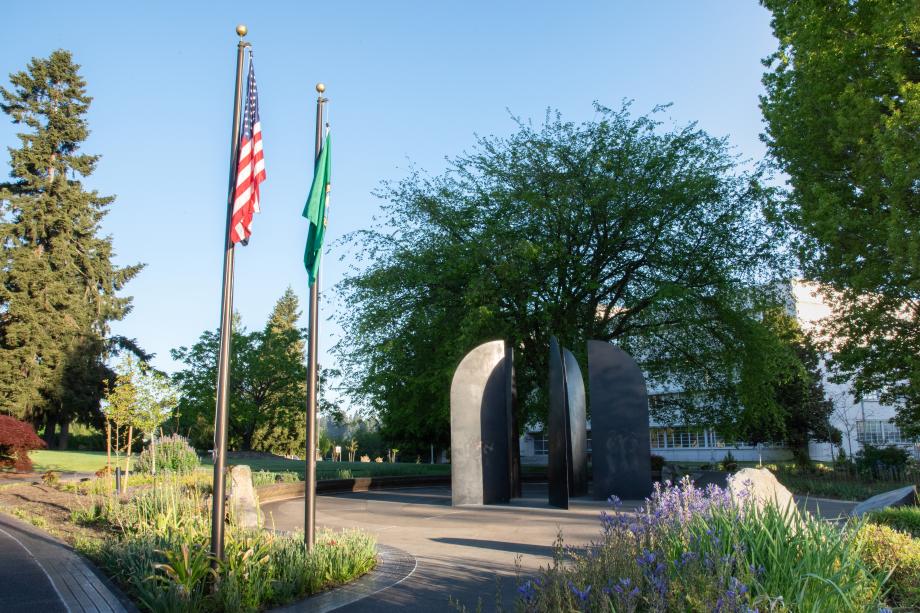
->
[316,83,326,94]
[236,24,248,37]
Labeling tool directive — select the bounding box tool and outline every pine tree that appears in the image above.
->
[0,50,143,447]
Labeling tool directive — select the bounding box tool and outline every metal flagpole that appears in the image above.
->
[211,24,250,563]
[305,83,327,551]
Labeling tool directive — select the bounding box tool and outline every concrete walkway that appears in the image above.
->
[262,484,858,612]
[0,514,132,613]
[264,484,641,612]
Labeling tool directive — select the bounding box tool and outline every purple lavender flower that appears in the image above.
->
[568,581,592,604]
[517,580,536,603]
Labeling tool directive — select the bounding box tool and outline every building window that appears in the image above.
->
[649,427,705,449]
[857,419,909,446]
[532,432,548,455]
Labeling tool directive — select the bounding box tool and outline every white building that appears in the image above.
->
[519,280,917,465]
[793,281,915,462]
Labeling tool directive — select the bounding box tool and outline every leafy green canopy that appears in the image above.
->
[0,50,143,439]
[758,310,840,463]
[171,288,337,455]
[335,104,793,451]
[760,1,920,430]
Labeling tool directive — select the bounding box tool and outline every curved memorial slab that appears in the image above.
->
[547,337,569,508]
[450,340,513,505]
[588,340,653,501]
[507,346,522,499]
[562,348,588,498]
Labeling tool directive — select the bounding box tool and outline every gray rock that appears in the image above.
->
[228,465,261,529]
[850,485,917,517]
[727,468,798,515]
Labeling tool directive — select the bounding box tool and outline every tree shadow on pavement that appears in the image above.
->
[429,537,554,558]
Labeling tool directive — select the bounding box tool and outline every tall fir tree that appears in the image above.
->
[251,287,309,455]
[0,50,143,447]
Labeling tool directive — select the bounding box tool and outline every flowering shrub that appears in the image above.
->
[134,433,199,474]
[0,415,46,471]
[856,523,920,609]
[519,477,886,611]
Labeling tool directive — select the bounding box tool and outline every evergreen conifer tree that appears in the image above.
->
[0,50,143,447]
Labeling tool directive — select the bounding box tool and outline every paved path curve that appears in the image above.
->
[262,484,857,613]
[0,514,132,613]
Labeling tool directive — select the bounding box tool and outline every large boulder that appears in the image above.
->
[851,485,917,517]
[228,465,261,530]
[727,467,798,515]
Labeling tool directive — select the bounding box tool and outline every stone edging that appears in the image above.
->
[268,543,417,612]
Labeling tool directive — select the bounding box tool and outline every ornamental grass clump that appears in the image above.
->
[77,475,376,612]
[519,477,886,612]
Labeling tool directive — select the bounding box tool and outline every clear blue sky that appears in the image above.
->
[1,1,778,388]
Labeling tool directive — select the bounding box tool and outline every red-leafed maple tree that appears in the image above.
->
[0,415,46,471]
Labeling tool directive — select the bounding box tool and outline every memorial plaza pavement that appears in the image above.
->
[262,483,857,612]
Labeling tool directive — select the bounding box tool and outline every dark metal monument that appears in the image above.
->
[563,348,589,497]
[450,340,515,505]
[547,338,570,508]
[507,346,522,499]
[547,340,590,508]
[588,340,653,500]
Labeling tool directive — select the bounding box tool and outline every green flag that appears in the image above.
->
[303,133,331,285]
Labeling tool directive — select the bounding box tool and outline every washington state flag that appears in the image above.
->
[303,133,331,286]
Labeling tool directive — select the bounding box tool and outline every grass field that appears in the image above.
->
[25,449,453,479]
[210,456,452,480]
[29,450,130,473]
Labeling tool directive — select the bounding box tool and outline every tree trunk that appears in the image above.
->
[123,425,133,492]
[105,421,111,470]
[43,415,57,447]
[151,432,156,476]
[57,420,70,450]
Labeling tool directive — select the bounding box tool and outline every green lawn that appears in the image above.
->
[26,449,452,479]
[29,450,132,473]
[208,456,452,480]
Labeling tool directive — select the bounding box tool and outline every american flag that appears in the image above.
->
[230,56,265,245]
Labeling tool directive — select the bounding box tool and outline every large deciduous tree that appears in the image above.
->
[0,50,143,447]
[760,1,920,431]
[335,103,792,453]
